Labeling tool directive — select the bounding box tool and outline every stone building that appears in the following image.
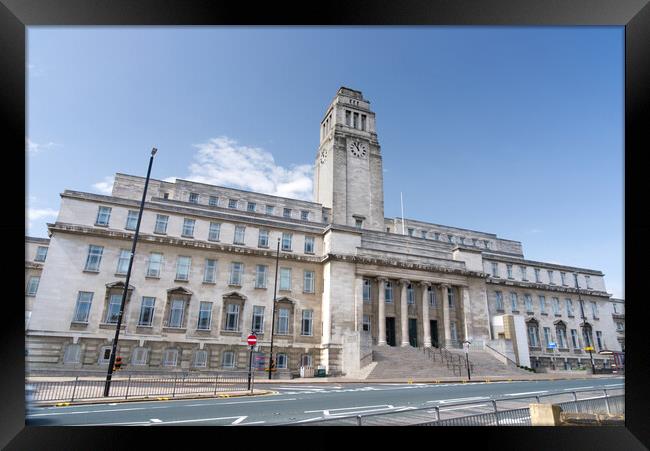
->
[25,236,49,328]
[25,87,621,375]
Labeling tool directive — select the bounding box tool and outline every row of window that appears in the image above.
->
[361,314,460,341]
[494,291,599,319]
[65,344,312,369]
[95,206,317,253]
[395,227,492,249]
[490,261,593,289]
[72,291,315,336]
[362,279,455,307]
[344,109,368,131]
[83,245,317,292]
[526,322,604,352]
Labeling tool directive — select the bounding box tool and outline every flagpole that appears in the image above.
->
[400,192,406,235]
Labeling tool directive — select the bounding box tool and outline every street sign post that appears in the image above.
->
[462,340,471,380]
[247,333,257,391]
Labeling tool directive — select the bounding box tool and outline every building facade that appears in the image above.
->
[26,87,621,375]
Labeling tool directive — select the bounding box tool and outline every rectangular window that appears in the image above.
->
[175,256,191,281]
[125,210,138,230]
[26,276,40,296]
[255,265,268,288]
[116,249,130,274]
[345,110,351,126]
[363,314,370,332]
[132,347,148,365]
[276,353,287,369]
[301,310,313,336]
[303,270,315,293]
[34,246,48,262]
[95,206,111,226]
[560,272,567,286]
[182,218,195,237]
[304,236,315,254]
[203,259,217,283]
[407,228,414,236]
[495,291,504,311]
[566,299,574,316]
[105,294,122,324]
[534,268,541,283]
[596,331,604,350]
[146,252,163,278]
[552,297,561,315]
[234,225,246,244]
[277,308,289,334]
[543,327,552,347]
[225,303,240,331]
[355,219,363,230]
[283,208,291,218]
[524,294,533,313]
[428,287,436,307]
[229,262,244,286]
[72,291,93,323]
[520,266,527,281]
[448,289,455,308]
[279,268,292,291]
[209,195,218,207]
[228,199,238,209]
[527,325,539,347]
[573,273,580,288]
[266,205,274,215]
[197,302,212,330]
[252,306,265,333]
[557,327,568,348]
[585,275,592,289]
[363,279,371,303]
[491,262,499,277]
[258,229,269,248]
[548,270,554,284]
[571,329,579,348]
[193,350,208,368]
[163,192,169,199]
[208,222,221,241]
[168,299,185,328]
[510,292,518,312]
[154,214,169,234]
[84,245,104,272]
[247,202,256,212]
[301,210,309,221]
[407,284,414,305]
[450,322,458,341]
[138,297,155,326]
[353,112,359,128]
[421,230,427,239]
[385,281,393,303]
[591,301,599,319]
[361,114,367,131]
[539,295,546,314]
[189,192,199,204]
[162,349,179,367]
[506,264,513,279]
[63,344,81,364]
[221,351,235,368]
[281,232,292,251]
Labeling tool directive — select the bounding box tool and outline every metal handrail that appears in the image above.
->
[285,384,624,425]
[484,343,521,368]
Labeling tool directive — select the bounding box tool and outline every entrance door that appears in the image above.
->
[408,318,418,347]
[386,317,396,346]
[430,320,439,347]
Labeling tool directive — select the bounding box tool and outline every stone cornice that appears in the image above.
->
[486,277,610,298]
[48,222,323,264]
[25,261,43,270]
[60,191,328,235]
[322,253,488,279]
[483,253,604,275]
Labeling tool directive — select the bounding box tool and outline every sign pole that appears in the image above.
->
[247,333,257,391]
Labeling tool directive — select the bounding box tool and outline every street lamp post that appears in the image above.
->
[103,147,157,397]
[577,285,595,374]
[268,238,281,380]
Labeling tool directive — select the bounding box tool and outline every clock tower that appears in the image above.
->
[313,87,385,231]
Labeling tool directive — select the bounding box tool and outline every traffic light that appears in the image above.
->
[113,356,123,371]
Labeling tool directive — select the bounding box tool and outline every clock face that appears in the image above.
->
[348,140,367,157]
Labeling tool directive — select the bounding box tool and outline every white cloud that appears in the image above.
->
[183,136,313,201]
[26,138,59,154]
[26,207,59,232]
[93,176,115,195]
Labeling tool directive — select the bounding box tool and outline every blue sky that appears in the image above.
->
[26,27,624,298]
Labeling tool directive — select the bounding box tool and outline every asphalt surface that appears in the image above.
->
[26,377,624,426]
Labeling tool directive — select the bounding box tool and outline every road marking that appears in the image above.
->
[305,404,396,417]
[149,418,162,423]
[276,387,325,391]
[503,391,548,396]
[231,416,248,425]
[604,384,624,387]
[429,396,490,404]
[184,398,296,407]
[149,416,249,425]
[29,405,170,417]
[235,421,266,425]
[293,417,323,423]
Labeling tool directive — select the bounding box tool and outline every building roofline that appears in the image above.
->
[25,236,50,244]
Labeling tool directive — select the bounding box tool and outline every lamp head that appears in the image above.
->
[151,147,158,156]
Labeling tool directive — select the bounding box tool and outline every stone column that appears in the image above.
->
[400,279,410,347]
[460,285,471,342]
[441,284,452,347]
[377,277,387,346]
[420,281,432,348]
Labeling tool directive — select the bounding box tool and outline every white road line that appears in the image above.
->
[149,418,162,423]
[81,420,151,426]
[503,391,548,397]
[184,398,296,407]
[276,387,325,391]
[150,416,247,425]
[306,404,395,417]
[29,405,170,417]
[604,384,624,387]
[235,421,266,426]
[429,396,490,404]
[293,417,323,423]
[440,404,488,412]
[230,416,248,425]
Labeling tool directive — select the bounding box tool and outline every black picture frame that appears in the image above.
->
[2,0,648,448]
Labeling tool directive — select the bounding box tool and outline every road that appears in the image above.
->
[26,377,624,426]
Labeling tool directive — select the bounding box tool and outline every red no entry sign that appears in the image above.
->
[247,334,257,346]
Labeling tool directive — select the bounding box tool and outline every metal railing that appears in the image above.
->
[28,371,253,402]
[286,385,624,426]
[420,346,473,377]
